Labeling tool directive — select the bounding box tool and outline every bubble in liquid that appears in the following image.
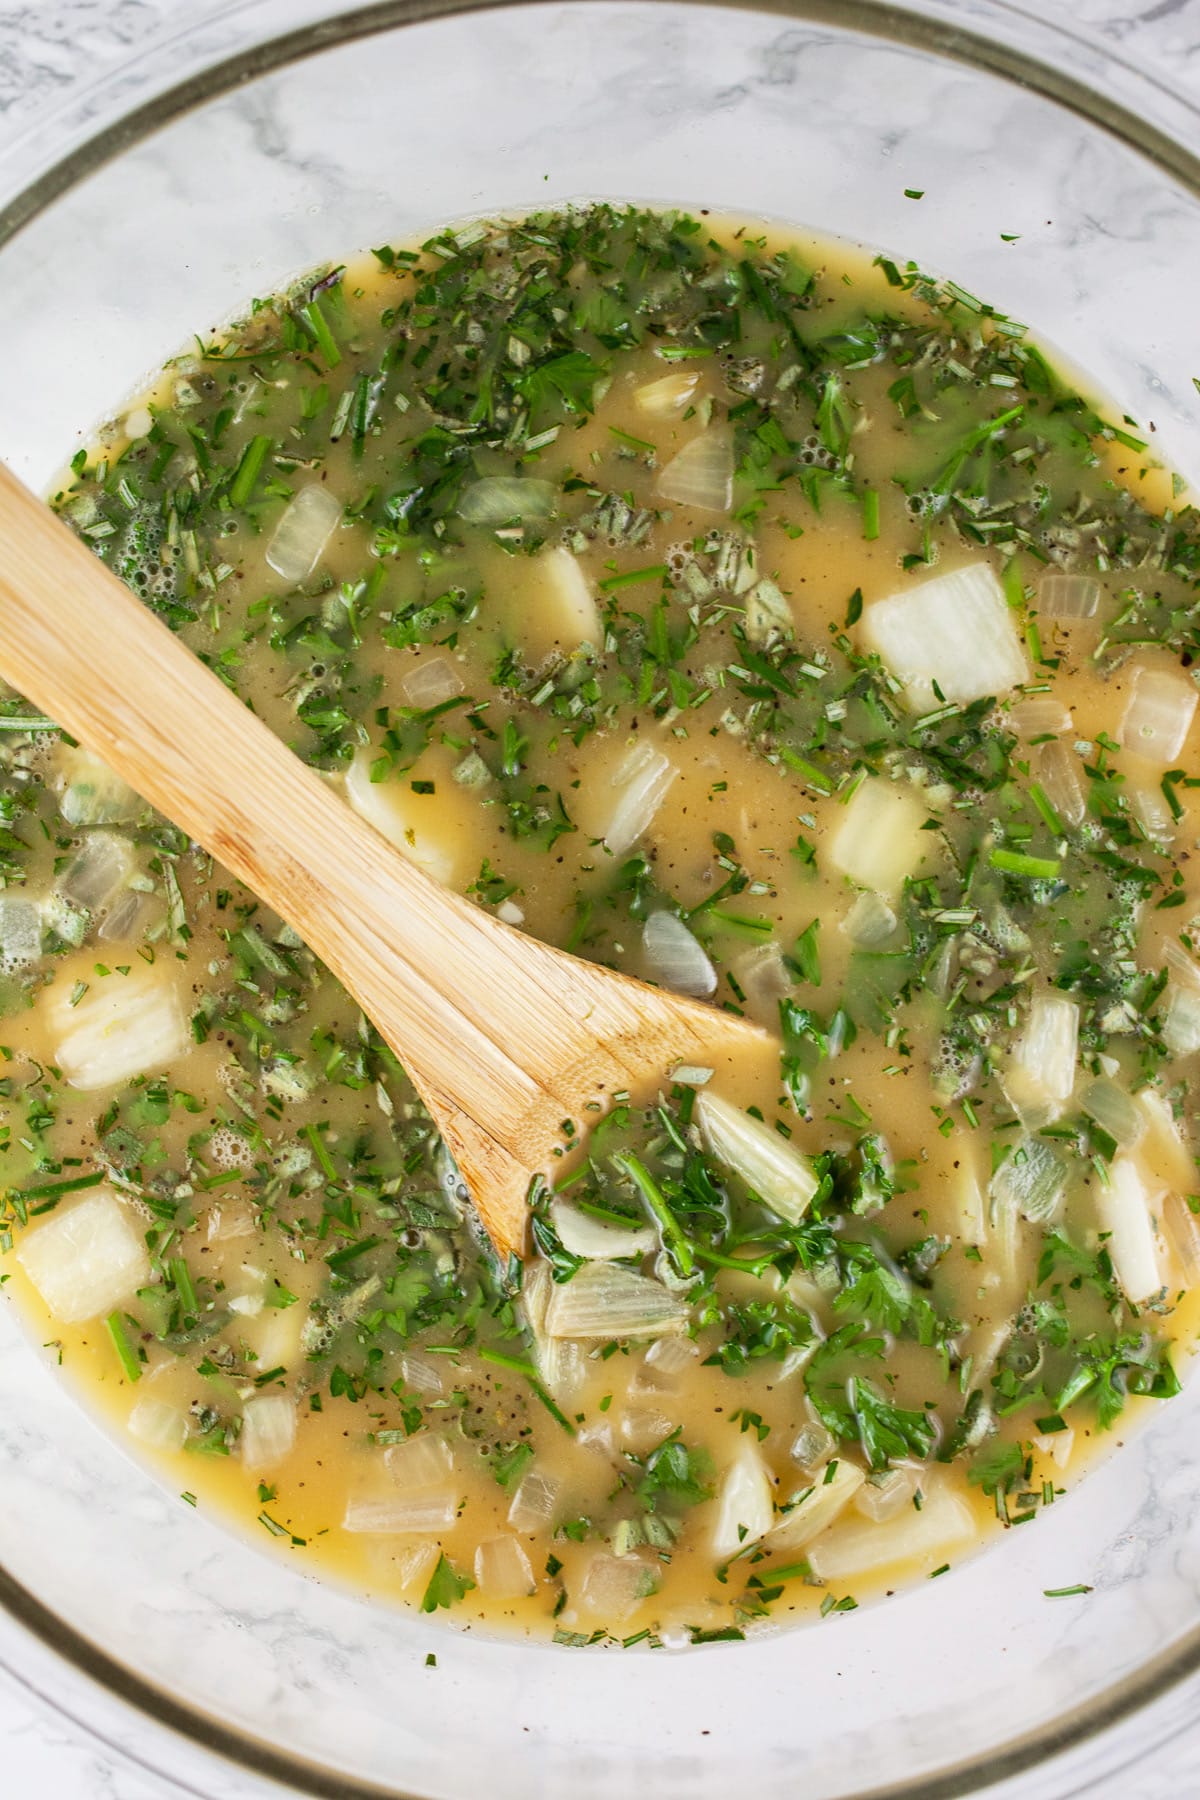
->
[208,1126,254,1171]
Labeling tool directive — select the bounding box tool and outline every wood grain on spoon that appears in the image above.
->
[0,462,767,1256]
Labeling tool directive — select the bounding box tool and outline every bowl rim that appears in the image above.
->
[2,2,1200,1795]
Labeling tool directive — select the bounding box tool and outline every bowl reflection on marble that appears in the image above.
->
[2,3,1200,1797]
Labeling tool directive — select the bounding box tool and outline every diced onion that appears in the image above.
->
[519,1258,589,1399]
[733,942,792,1009]
[391,1543,441,1594]
[1137,1089,1196,1191]
[17,1190,149,1323]
[695,1090,818,1226]
[744,578,793,644]
[807,1485,974,1580]
[1036,740,1086,828]
[620,1405,676,1456]
[398,1352,446,1396]
[791,1421,836,1471]
[384,1432,455,1490]
[1119,666,1198,765]
[1038,574,1100,619]
[0,895,41,970]
[711,1441,775,1560]
[765,1459,863,1552]
[630,1334,699,1396]
[507,1469,560,1534]
[830,777,930,899]
[265,483,343,583]
[1004,992,1079,1123]
[634,370,701,417]
[1009,697,1071,738]
[655,429,733,514]
[990,1135,1067,1225]
[128,1397,189,1452]
[344,747,457,885]
[853,1465,919,1523]
[56,832,134,912]
[642,910,716,998]
[1096,1156,1164,1304]
[841,890,898,948]
[474,1534,535,1598]
[56,746,142,827]
[1080,1078,1145,1150]
[1163,984,1200,1056]
[549,1197,655,1261]
[399,657,463,711]
[520,546,603,654]
[577,1551,654,1621]
[543,1261,689,1341]
[457,476,555,526]
[342,1492,458,1534]
[240,1394,297,1470]
[602,743,677,857]
[49,963,191,1091]
[861,563,1028,712]
[1164,1193,1200,1284]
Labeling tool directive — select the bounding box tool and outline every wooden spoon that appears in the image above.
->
[0,464,767,1257]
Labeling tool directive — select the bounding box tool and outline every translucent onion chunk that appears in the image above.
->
[1080,1078,1145,1150]
[744,578,793,644]
[507,1469,560,1534]
[791,1421,835,1471]
[634,370,701,416]
[1096,1156,1164,1304]
[240,1393,297,1470]
[861,563,1028,712]
[56,745,142,827]
[1038,573,1100,619]
[1036,740,1086,828]
[853,1465,919,1524]
[990,1134,1067,1225]
[344,746,461,885]
[128,1397,189,1452]
[766,1458,864,1552]
[519,546,603,656]
[829,776,930,899]
[1137,1089,1196,1192]
[807,1485,975,1580]
[1119,666,1198,764]
[398,1351,446,1396]
[602,743,677,857]
[49,962,191,1091]
[577,1551,655,1622]
[399,656,464,711]
[642,910,717,998]
[0,895,41,970]
[543,1261,689,1341]
[457,476,555,526]
[549,1197,655,1261]
[57,831,134,912]
[519,1258,590,1399]
[841,889,899,948]
[342,1492,458,1535]
[265,483,343,583]
[711,1441,775,1559]
[17,1190,150,1323]
[655,429,733,514]
[1009,696,1071,739]
[474,1534,535,1598]
[695,1090,819,1225]
[630,1334,699,1396]
[733,941,792,1009]
[384,1431,456,1491]
[1004,992,1079,1123]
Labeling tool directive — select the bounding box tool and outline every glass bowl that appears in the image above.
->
[2,3,1200,1795]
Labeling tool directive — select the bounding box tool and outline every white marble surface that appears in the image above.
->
[2,2,1200,1798]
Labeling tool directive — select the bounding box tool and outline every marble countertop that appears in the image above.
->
[2,2,1200,1796]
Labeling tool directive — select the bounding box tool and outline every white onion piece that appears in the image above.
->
[711,1441,775,1560]
[578,1551,654,1621]
[990,1135,1067,1225]
[519,1258,589,1399]
[17,1190,149,1323]
[1119,667,1198,764]
[630,1334,700,1395]
[642,910,716,998]
[544,1261,689,1340]
[765,1459,863,1552]
[240,1394,297,1470]
[344,747,456,885]
[853,1465,919,1524]
[457,476,555,525]
[602,744,677,856]
[669,1064,714,1087]
[1096,1156,1164,1303]
[385,1432,455,1490]
[1129,780,1176,844]
[507,1469,560,1533]
[1164,1193,1200,1284]
[733,941,791,1010]
[1004,992,1079,1123]
[620,1405,676,1456]
[830,777,930,899]
[520,546,603,655]
[398,1352,446,1396]
[1080,1078,1145,1149]
[694,1090,818,1225]
[634,370,700,416]
[50,964,191,1091]
[399,657,463,711]
[791,1421,836,1471]
[128,1397,188,1452]
[807,1485,974,1580]
[952,1156,988,1250]
[549,1197,655,1261]
[1009,697,1071,738]
[1163,983,1200,1056]
[391,1543,440,1594]
[56,746,142,827]
[474,1534,535,1598]
[655,429,733,514]
[342,1492,458,1534]
[1038,573,1100,619]
[1137,1090,1196,1192]
[862,563,1028,711]
[1035,740,1086,829]
[841,889,899,948]
[0,895,41,970]
[744,578,792,644]
[57,832,134,912]
[265,483,342,583]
